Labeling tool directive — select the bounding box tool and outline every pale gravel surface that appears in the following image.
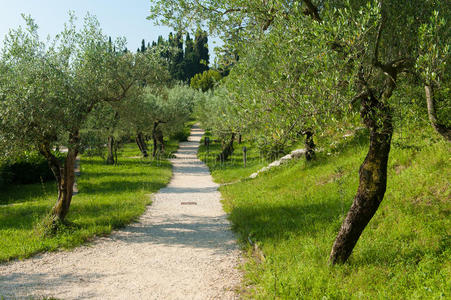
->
[0,125,242,300]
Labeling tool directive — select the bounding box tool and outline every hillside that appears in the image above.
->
[199,129,450,298]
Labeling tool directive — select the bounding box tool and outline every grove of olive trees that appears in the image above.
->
[0,14,196,229]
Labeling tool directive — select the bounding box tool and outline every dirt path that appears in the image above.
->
[0,125,241,299]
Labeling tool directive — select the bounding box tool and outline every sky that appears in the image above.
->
[0,0,220,63]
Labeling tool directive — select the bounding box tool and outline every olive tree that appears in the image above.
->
[0,14,156,227]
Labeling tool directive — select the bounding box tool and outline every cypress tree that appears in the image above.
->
[194,29,209,74]
[183,33,197,81]
[185,33,194,56]
[169,31,185,81]
[141,39,146,52]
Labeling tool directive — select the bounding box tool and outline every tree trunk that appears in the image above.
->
[152,134,158,157]
[52,149,77,222]
[157,131,164,153]
[39,132,79,225]
[106,136,115,165]
[217,133,235,161]
[113,140,119,165]
[136,136,144,154]
[425,85,451,142]
[136,132,148,157]
[152,130,164,157]
[238,134,242,144]
[329,86,394,264]
[304,130,315,161]
[152,121,158,157]
[152,121,165,157]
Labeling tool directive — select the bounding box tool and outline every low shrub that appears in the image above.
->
[0,162,12,189]
[1,151,65,186]
[170,130,190,142]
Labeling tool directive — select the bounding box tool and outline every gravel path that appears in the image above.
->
[0,125,242,299]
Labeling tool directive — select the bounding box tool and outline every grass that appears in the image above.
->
[198,131,274,184]
[199,128,451,299]
[0,139,180,263]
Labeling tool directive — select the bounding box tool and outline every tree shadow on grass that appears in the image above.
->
[0,182,56,205]
[81,159,172,168]
[0,202,51,230]
[69,201,143,230]
[80,171,160,178]
[79,180,167,195]
[227,200,342,245]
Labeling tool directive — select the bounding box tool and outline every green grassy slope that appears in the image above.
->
[200,130,450,299]
[198,131,271,184]
[0,141,179,262]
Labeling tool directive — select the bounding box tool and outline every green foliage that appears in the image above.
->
[141,84,198,139]
[416,10,450,86]
[190,69,222,91]
[170,119,197,142]
[195,87,244,144]
[0,142,178,262]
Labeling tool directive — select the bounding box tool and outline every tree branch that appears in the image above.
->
[103,80,134,103]
[373,16,384,68]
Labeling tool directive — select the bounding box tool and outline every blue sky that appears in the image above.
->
[0,0,220,62]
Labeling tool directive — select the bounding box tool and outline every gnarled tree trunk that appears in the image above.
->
[136,132,148,157]
[153,130,165,157]
[157,131,164,153]
[329,82,394,264]
[217,133,235,161]
[425,85,451,142]
[39,132,80,225]
[152,132,158,157]
[52,149,77,222]
[152,121,165,157]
